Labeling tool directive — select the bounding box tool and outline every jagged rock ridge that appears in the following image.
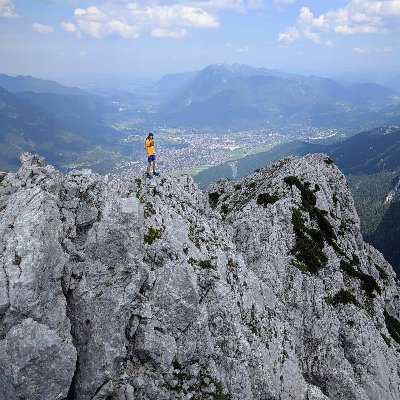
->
[1,153,400,400]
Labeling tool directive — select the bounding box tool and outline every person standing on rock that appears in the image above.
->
[145,132,159,179]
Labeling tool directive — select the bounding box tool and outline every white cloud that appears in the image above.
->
[237,46,250,52]
[298,7,325,28]
[191,0,263,12]
[333,25,377,35]
[354,46,392,53]
[126,4,219,29]
[278,0,400,45]
[60,21,82,38]
[106,20,141,39]
[62,3,220,39]
[274,0,297,4]
[278,26,300,45]
[197,0,245,10]
[0,0,18,18]
[151,27,188,38]
[325,40,334,47]
[74,6,107,22]
[32,22,54,35]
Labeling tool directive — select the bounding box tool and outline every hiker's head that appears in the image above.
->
[148,132,154,138]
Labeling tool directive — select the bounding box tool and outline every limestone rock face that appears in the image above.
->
[1,152,400,400]
[0,318,76,400]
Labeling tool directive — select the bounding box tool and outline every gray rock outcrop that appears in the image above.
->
[1,152,400,400]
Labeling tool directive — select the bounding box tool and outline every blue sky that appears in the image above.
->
[0,0,399,83]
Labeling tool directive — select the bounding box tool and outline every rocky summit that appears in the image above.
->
[1,153,400,400]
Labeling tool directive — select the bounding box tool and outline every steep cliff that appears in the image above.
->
[1,153,400,400]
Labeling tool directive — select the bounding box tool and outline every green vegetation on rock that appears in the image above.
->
[285,175,339,274]
[144,227,162,245]
[340,257,381,298]
[209,191,221,209]
[198,259,217,270]
[291,208,327,274]
[330,289,360,307]
[256,193,279,207]
[381,333,392,347]
[384,310,400,345]
[13,254,22,265]
[284,175,336,246]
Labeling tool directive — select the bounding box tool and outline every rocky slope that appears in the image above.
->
[1,153,400,400]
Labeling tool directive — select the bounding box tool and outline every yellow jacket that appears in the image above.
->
[145,138,155,156]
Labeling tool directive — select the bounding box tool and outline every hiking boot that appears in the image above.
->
[146,173,153,179]
[153,172,159,177]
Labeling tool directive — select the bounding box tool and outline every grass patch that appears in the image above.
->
[291,208,327,274]
[13,254,22,266]
[376,265,389,281]
[198,259,217,270]
[221,204,229,214]
[169,364,231,399]
[209,192,221,209]
[257,193,279,207]
[330,289,360,307]
[284,176,316,207]
[135,178,142,187]
[381,333,391,347]
[144,227,162,245]
[324,157,334,165]
[213,380,232,400]
[249,304,261,336]
[340,258,381,299]
[384,310,400,345]
[284,175,337,247]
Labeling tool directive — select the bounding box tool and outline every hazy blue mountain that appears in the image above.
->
[0,86,122,172]
[224,63,295,79]
[0,74,86,96]
[347,83,399,105]
[160,65,400,129]
[15,91,115,137]
[151,63,295,100]
[151,71,198,97]
[0,86,86,170]
[384,74,400,93]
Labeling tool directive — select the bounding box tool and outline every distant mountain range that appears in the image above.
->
[153,64,400,129]
[384,74,400,93]
[2,65,400,173]
[16,91,114,137]
[0,74,86,96]
[0,75,124,172]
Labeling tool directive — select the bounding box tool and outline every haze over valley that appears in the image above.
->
[2,64,400,176]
